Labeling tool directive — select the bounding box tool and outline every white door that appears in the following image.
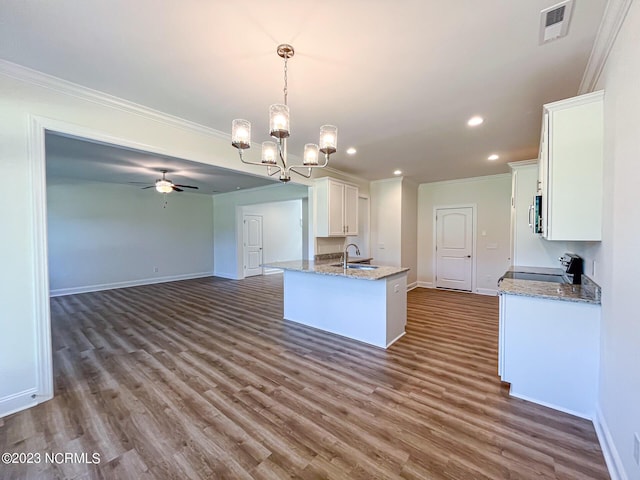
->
[243,215,263,277]
[435,207,473,291]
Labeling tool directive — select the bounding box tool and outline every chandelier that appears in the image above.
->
[231,44,337,183]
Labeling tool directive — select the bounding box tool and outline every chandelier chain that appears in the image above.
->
[283,56,288,105]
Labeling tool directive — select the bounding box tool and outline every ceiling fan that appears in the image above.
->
[137,170,199,193]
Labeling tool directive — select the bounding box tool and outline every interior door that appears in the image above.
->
[435,207,473,291]
[243,214,263,277]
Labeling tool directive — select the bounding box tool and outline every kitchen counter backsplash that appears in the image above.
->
[314,252,343,261]
[581,274,602,303]
[498,273,601,304]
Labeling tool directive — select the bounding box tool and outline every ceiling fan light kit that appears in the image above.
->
[231,44,337,183]
[138,170,199,194]
[155,179,173,193]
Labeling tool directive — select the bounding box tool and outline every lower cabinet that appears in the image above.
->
[499,293,600,419]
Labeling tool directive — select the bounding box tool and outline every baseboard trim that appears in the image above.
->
[386,331,406,348]
[594,405,628,480]
[213,271,241,280]
[407,282,418,291]
[508,390,593,421]
[0,388,38,418]
[476,288,498,296]
[50,272,213,297]
[263,268,283,276]
[417,281,434,288]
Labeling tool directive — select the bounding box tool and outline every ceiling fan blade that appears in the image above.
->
[141,186,155,189]
[172,186,184,192]
[174,184,199,189]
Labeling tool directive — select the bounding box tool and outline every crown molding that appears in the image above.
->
[0,59,229,140]
[508,159,538,169]
[579,0,634,93]
[1,59,365,184]
[321,166,370,185]
[418,172,511,188]
[370,177,403,185]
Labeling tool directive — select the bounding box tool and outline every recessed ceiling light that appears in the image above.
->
[488,154,499,161]
[346,147,357,155]
[393,170,403,175]
[467,116,484,127]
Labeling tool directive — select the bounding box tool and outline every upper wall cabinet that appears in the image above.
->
[315,177,359,237]
[539,90,604,241]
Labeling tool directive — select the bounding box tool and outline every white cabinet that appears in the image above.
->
[538,91,604,241]
[344,183,358,235]
[499,293,600,419]
[315,178,359,237]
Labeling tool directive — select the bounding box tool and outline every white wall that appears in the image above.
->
[417,174,511,293]
[510,162,569,268]
[572,3,640,478]
[370,177,418,285]
[370,178,402,267]
[242,199,303,271]
[350,195,371,259]
[47,180,214,295]
[212,184,309,279]
[401,179,418,286]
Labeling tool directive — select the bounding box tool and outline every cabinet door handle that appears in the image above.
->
[528,204,534,229]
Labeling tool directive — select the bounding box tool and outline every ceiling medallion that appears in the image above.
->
[231,44,337,183]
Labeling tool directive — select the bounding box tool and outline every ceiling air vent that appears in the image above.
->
[539,0,574,44]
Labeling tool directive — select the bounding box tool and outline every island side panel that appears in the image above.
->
[385,273,407,347]
[283,270,388,348]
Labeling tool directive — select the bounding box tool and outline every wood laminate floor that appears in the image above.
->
[0,275,609,479]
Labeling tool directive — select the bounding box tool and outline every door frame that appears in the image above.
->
[28,115,212,406]
[432,204,477,293]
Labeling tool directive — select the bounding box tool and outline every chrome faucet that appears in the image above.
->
[343,243,361,268]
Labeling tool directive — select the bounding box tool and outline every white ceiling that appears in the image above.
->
[1,0,607,183]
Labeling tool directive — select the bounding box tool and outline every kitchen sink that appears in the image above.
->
[332,263,379,270]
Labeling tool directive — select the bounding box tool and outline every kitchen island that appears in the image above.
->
[264,260,409,348]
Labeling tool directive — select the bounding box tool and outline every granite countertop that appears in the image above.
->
[498,266,601,304]
[263,259,409,281]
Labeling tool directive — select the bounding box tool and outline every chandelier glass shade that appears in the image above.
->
[231,44,337,182]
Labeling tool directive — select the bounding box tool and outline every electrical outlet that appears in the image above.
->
[153,266,159,273]
[634,432,640,466]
